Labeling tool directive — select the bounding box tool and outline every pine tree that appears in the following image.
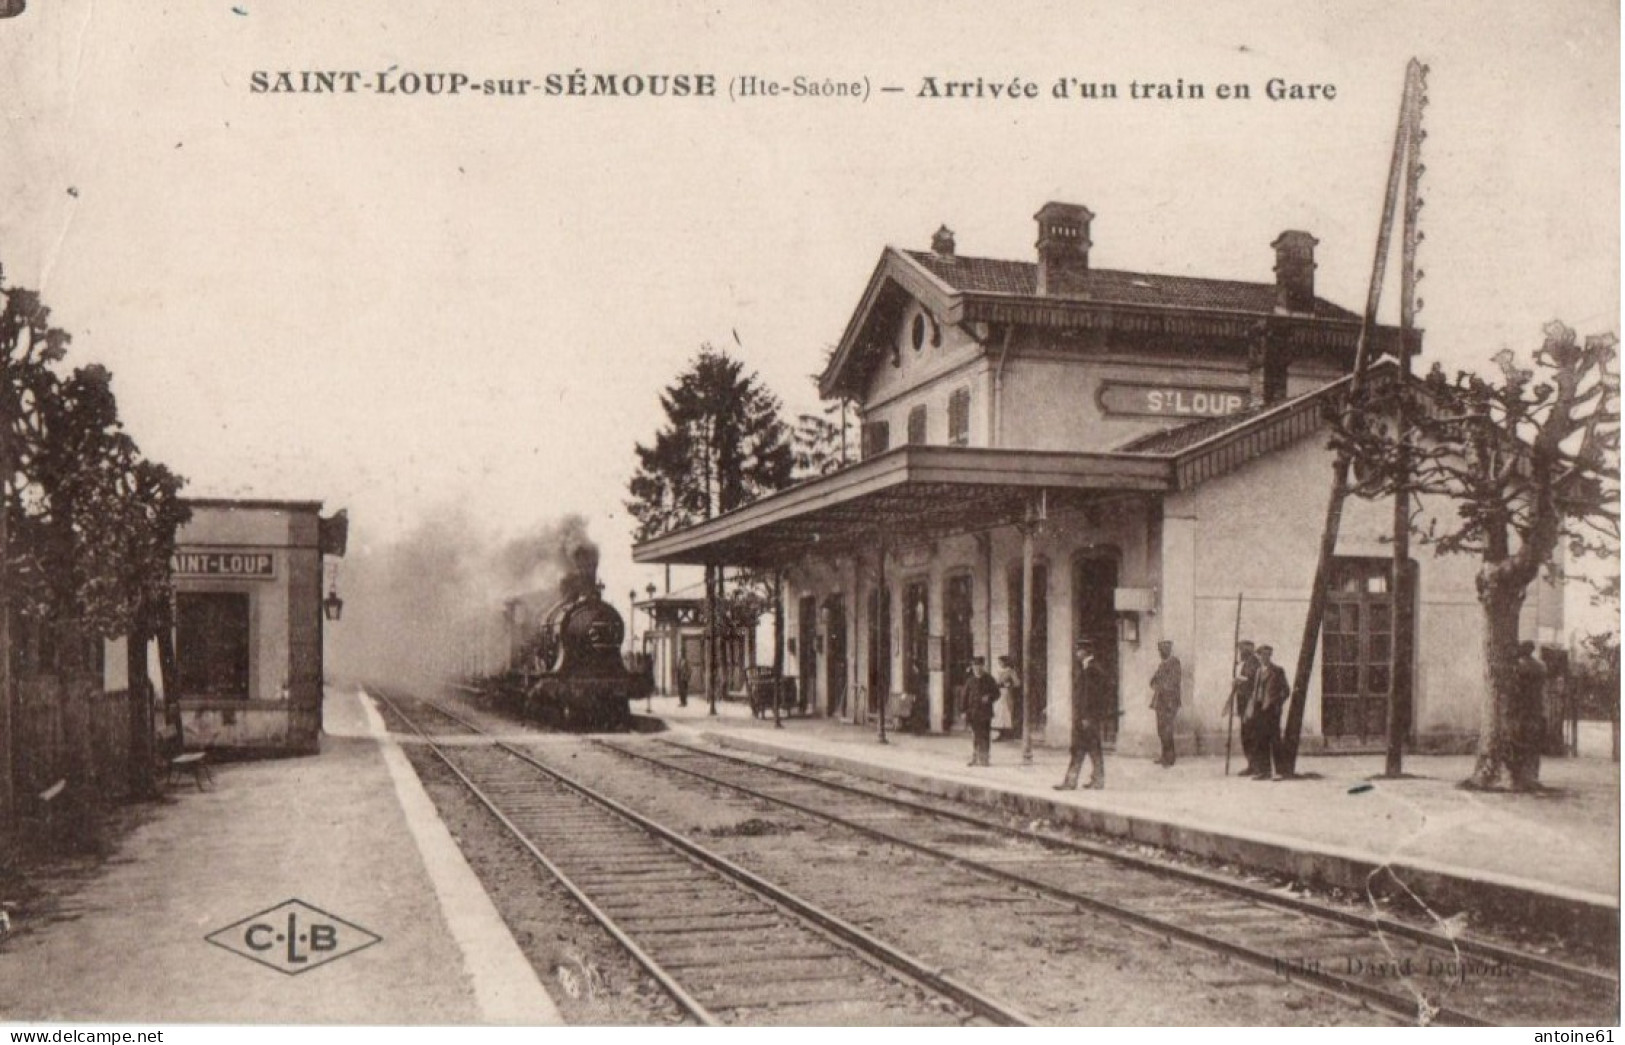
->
[792,345,853,480]
[628,344,794,707]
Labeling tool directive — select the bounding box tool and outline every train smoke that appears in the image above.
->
[326,505,601,692]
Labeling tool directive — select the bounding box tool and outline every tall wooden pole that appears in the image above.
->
[1224,593,1243,776]
[1281,59,1422,776]
[1387,62,1428,777]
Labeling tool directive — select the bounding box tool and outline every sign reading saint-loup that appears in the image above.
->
[171,548,277,579]
[1098,381,1250,419]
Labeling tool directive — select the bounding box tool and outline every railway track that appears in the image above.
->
[367,686,1034,1026]
[590,735,1619,1028]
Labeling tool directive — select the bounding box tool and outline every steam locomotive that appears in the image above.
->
[492,582,651,730]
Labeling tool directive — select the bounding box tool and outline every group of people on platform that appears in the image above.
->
[955,635,1295,789]
[1226,640,1292,781]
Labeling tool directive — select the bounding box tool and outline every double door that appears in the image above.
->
[1322,557,1411,740]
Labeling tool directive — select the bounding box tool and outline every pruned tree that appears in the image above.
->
[1334,322,1620,790]
[627,344,795,707]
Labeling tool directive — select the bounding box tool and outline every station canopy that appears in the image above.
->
[631,445,1170,569]
[631,367,1394,570]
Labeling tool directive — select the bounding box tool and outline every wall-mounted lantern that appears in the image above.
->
[322,561,344,621]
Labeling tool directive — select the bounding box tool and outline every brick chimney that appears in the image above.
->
[1247,327,1290,407]
[1271,230,1318,313]
[931,224,956,258]
[1034,202,1093,296]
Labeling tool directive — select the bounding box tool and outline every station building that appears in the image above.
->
[107,498,349,754]
[634,203,1561,755]
[635,592,759,700]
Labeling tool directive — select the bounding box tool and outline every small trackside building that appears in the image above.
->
[633,203,1561,756]
[110,498,349,754]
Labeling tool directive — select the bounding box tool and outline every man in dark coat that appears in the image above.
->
[1228,640,1262,775]
[1149,640,1182,767]
[1057,638,1111,789]
[1514,641,1548,779]
[963,656,1000,766]
[676,653,690,707]
[1249,644,1290,780]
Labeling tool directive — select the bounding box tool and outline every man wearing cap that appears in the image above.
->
[1149,640,1182,767]
[1057,638,1111,789]
[962,656,1000,766]
[1250,644,1290,780]
[1228,640,1262,775]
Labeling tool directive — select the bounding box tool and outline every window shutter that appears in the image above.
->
[861,420,890,459]
[948,389,971,446]
[907,405,927,445]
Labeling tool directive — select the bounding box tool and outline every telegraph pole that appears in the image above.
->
[1387,63,1428,777]
[1282,60,1426,776]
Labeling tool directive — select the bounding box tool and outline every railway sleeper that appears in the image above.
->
[606,907,773,924]
[657,949,845,971]
[698,979,917,1010]
[630,918,789,935]
[571,876,722,894]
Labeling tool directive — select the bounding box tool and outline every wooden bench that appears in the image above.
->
[167,751,213,790]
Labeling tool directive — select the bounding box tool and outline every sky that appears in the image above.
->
[0,0,1618,659]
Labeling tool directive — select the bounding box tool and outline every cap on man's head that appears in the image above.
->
[972,655,987,665]
[997,655,1013,665]
[1257,644,1274,655]
[1238,639,1256,649]
[1157,640,1173,650]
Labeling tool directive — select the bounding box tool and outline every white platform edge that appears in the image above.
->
[357,686,563,1025]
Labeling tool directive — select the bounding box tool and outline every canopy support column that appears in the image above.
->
[876,529,890,745]
[1020,490,1046,766]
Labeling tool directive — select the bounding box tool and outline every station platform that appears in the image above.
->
[645,694,1620,938]
[0,686,559,1024]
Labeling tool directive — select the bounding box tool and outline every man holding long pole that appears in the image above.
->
[1223,594,1244,775]
[1229,639,1262,777]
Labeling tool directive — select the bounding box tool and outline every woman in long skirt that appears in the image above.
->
[994,655,1021,739]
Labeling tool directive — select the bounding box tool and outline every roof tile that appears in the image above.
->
[903,250,1360,322]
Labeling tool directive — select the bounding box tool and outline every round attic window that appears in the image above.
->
[910,313,926,352]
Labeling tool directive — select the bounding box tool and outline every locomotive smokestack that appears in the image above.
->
[562,532,600,601]
[501,512,601,603]
[570,543,599,586]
